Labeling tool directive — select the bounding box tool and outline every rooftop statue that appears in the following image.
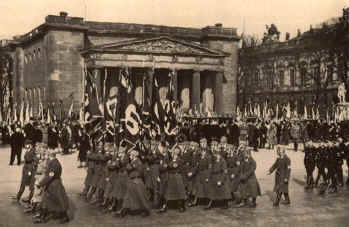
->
[338,82,346,103]
[263,24,280,43]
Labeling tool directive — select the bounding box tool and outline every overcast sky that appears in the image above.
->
[0,0,347,40]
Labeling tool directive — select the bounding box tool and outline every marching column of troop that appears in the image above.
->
[79,136,262,217]
[303,138,349,194]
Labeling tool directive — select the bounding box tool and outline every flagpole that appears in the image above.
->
[114,68,123,157]
[82,64,86,126]
[103,67,107,148]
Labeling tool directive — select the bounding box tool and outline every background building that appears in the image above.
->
[0,12,240,118]
[238,8,349,119]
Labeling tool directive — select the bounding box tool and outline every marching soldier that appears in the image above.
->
[236,148,261,208]
[268,146,291,207]
[12,141,38,203]
[10,125,25,165]
[226,144,242,204]
[114,149,151,218]
[110,148,129,213]
[159,146,186,213]
[206,147,231,209]
[189,137,211,207]
[34,152,70,224]
[304,140,316,189]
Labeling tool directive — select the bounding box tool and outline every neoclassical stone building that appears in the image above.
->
[238,8,349,119]
[0,12,240,116]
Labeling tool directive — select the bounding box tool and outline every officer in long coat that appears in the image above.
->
[159,146,186,213]
[226,145,242,203]
[189,137,211,207]
[36,152,70,224]
[237,148,261,208]
[115,149,151,218]
[180,141,195,202]
[268,146,291,207]
[206,151,231,209]
[10,126,25,165]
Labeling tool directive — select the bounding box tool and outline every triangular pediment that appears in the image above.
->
[84,36,227,57]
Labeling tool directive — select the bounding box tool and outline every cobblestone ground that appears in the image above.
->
[1,144,349,227]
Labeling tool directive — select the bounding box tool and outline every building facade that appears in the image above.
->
[238,8,349,119]
[0,12,240,117]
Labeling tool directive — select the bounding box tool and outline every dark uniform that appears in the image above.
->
[77,131,90,165]
[10,129,25,165]
[118,156,151,217]
[269,152,291,206]
[304,141,316,189]
[38,156,70,224]
[237,150,261,208]
[16,146,38,202]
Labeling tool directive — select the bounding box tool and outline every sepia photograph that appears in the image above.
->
[0,0,349,226]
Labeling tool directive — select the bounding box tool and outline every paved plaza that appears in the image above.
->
[0,145,349,227]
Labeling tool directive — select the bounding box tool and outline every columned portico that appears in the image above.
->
[81,36,228,114]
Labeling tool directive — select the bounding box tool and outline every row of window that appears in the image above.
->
[249,65,338,89]
[24,48,42,64]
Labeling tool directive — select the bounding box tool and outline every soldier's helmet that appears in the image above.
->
[200,137,207,147]
[220,136,227,144]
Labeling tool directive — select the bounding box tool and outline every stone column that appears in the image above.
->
[202,73,214,113]
[159,82,168,104]
[191,70,200,111]
[144,68,154,111]
[179,71,190,110]
[214,72,223,114]
[134,71,143,106]
[93,68,102,102]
